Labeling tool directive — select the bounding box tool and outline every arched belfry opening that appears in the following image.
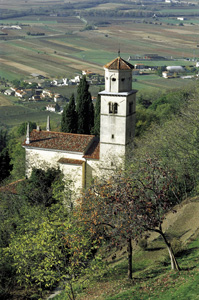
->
[110,74,117,92]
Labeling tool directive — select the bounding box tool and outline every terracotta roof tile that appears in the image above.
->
[23,130,99,156]
[84,138,100,159]
[104,57,134,70]
[58,158,84,165]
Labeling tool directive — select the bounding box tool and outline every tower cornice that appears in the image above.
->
[99,90,137,97]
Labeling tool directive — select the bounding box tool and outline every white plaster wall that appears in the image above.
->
[25,148,84,193]
[104,69,132,93]
[61,163,83,193]
[100,93,136,145]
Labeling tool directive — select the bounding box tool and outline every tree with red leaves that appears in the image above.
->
[78,156,180,280]
[77,175,144,279]
[129,156,180,271]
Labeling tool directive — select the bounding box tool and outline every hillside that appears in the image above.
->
[53,196,199,300]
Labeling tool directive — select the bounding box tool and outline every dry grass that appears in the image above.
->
[0,94,13,106]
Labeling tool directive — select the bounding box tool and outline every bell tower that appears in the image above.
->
[99,55,137,165]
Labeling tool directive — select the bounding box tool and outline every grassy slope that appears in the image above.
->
[54,197,199,300]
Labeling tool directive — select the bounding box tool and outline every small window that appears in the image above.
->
[111,134,114,139]
[109,102,113,113]
[112,78,116,81]
[111,161,114,166]
[121,78,125,82]
[113,103,118,114]
[106,77,108,80]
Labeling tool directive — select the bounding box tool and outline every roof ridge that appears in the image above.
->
[104,56,134,70]
[32,129,95,138]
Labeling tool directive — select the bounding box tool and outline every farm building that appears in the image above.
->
[166,66,185,73]
[4,89,14,96]
[23,56,136,196]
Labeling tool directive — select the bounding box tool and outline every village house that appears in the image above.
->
[46,103,61,113]
[15,89,26,98]
[41,89,54,99]
[23,56,136,196]
[82,70,96,77]
[54,94,63,103]
[4,89,15,96]
[70,75,81,84]
[162,71,173,79]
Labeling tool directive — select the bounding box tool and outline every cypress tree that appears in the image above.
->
[0,130,12,181]
[61,93,77,133]
[76,76,94,134]
[93,93,101,136]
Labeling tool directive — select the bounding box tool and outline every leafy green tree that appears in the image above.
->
[8,139,25,180]
[15,121,36,137]
[156,65,167,77]
[61,94,77,133]
[12,79,21,88]
[0,166,70,298]
[134,95,199,197]
[19,167,64,207]
[136,105,158,136]
[76,76,94,134]
[4,210,69,298]
[63,218,103,300]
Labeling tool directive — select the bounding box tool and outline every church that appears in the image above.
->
[23,55,137,194]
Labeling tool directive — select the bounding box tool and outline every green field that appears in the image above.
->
[1,0,199,130]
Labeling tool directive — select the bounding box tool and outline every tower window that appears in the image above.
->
[111,134,114,139]
[109,102,118,114]
[109,102,113,113]
[112,78,116,81]
[114,103,118,114]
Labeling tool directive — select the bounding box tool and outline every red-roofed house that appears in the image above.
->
[23,56,136,195]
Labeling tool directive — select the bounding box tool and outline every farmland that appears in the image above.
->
[1,0,199,129]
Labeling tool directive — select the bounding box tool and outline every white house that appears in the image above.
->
[23,56,136,196]
[4,89,14,96]
[41,89,54,99]
[70,75,81,84]
[54,94,63,102]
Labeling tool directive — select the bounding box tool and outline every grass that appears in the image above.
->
[0,66,25,81]
[0,101,61,130]
[53,239,199,300]
[0,19,58,24]
[52,197,199,300]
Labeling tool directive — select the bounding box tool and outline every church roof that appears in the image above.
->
[23,129,100,159]
[104,56,134,70]
[84,138,100,159]
[58,158,84,165]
